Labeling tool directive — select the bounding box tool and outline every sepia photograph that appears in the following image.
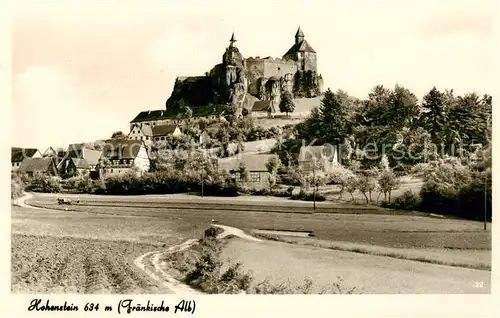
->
[10,0,493,299]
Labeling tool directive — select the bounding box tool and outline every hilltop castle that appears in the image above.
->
[166,27,323,115]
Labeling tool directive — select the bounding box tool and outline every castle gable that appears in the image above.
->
[283,39,316,57]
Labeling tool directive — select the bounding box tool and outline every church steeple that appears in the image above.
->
[295,26,305,45]
[229,32,237,47]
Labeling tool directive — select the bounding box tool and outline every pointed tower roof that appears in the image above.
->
[229,32,237,46]
[295,26,305,38]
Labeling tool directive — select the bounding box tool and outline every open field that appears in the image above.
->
[26,194,491,250]
[221,237,490,294]
[12,193,491,294]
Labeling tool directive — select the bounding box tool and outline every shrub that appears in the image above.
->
[25,174,61,193]
[204,226,223,239]
[290,190,326,201]
[383,190,421,211]
[11,173,24,200]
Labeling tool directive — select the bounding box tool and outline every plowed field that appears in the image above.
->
[11,234,167,294]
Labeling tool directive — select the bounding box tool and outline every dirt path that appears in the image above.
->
[133,224,262,295]
[13,193,42,209]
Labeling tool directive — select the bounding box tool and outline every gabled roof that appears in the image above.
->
[252,100,273,112]
[101,139,146,160]
[130,110,169,123]
[11,147,40,162]
[130,123,153,137]
[283,39,316,56]
[19,157,55,173]
[71,158,91,169]
[82,149,102,165]
[43,147,57,156]
[152,124,180,137]
[217,154,279,172]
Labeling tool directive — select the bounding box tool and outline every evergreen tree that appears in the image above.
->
[419,87,447,143]
[317,89,351,145]
[279,91,295,117]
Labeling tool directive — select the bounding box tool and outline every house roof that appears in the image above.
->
[43,147,56,156]
[298,145,338,162]
[252,100,273,112]
[82,149,102,165]
[11,148,40,162]
[130,123,153,137]
[217,154,279,172]
[71,158,91,169]
[130,110,170,123]
[283,40,316,56]
[101,139,145,160]
[19,157,55,173]
[152,124,180,137]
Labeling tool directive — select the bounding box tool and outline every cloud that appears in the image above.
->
[420,6,493,39]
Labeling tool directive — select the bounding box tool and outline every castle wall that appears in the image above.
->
[245,58,265,96]
[263,59,298,78]
[245,57,298,96]
[303,52,317,72]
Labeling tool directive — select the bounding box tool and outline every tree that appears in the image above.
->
[357,174,377,204]
[345,175,358,201]
[317,89,353,144]
[419,87,447,143]
[378,169,399,202]
[265,156,282,189]
[111,131,126,139]
[238,162,249,182]
[329,166,355,200]
[279,91,295,117]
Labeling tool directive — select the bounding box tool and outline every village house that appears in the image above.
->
[99,139,150,177]
[152,124,183,141]
[129,110,179,132]
[11,147,42,171]
[18,157,58,178]
[251,100,274,118]
[57,144,102,178]
[128,123,153,144]
[64,150,102,178]
[217,153,279,189]
[298,145,341,174]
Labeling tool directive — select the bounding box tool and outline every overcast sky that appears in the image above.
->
[11,0,494,150]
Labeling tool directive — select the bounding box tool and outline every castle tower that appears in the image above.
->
[283,27,317,72]
[222,32,243,67]
[295,26,304,45]
[229,32,237,48]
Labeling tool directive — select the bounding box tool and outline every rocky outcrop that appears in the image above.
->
[165,30,323,115]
